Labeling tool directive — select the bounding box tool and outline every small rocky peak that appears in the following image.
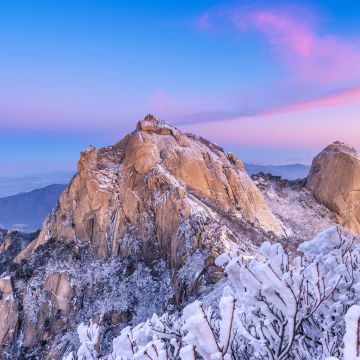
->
[136,114,160,132]
[136,114,177,136]
[227,152,245,171]
[86,144,96,153]
[323,141,358,157]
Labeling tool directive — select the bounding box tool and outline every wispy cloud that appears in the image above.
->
[148,85,360,126]
[148,5,360,129]
[199,4,360,85]
[158,4,360,127]
[259,85,360,116]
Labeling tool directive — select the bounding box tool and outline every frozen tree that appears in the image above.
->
[107,314,185,359]
[147,313,186,357]
[299,227,360,359]
[69,300,236,360]
[219,226,359,359]
[181,296,236,360]
[108,323,169,360]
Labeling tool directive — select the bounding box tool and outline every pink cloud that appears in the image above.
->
[260,86,360,117]
[150,85,360,126]
[180,105,360,151]
[202,6,360,85]
[234,10,315,58]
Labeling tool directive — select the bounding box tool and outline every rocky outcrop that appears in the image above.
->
[44,272,73,315]
[0,229,39,275]
[6,239,174,359]
[16,115,285,272]
[306,141,360,234]
[0,276,18,357]
[20,271,74,350]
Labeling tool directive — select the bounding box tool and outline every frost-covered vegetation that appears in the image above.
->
[64,227,360,360]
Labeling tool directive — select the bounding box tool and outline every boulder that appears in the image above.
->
[306,141,360,234]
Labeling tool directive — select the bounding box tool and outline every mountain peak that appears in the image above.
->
[325,141,358,157]
[136,114,181,136]
[16,118,285,268]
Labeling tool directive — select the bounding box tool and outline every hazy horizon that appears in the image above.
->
[0,126,356,177]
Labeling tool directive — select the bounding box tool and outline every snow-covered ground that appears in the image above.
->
[253,173,337,245]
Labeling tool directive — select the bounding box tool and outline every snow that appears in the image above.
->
[299,226,341,261]
[177,251,206,285]
[109,326,136,359]
[76,321,100,360]
[344,305,360,360]
[179,345,195,360]
[215,253,231,267]
[254,174,337,244]
[95,169,119,192]
[182,301,220,358]
[61,321,100,360]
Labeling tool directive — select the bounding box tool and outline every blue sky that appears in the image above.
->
[1,0,360,176]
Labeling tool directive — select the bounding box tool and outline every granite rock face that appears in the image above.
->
[306,141,360,234]
[17,116,285,271]
[0,277,18,346]
[0,228,38,274]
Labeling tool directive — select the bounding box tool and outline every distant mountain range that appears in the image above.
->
[0,171,74,197]
[0,184,67,232]
[245,163,310,180]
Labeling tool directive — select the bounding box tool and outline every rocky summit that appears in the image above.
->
[306,141,360,234]
[16,115,285,268]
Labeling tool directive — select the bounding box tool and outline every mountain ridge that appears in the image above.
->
[245,163,310,180]
[0,184,67,232]
[0,171,73,197]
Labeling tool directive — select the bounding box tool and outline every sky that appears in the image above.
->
[1,0,360,176]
